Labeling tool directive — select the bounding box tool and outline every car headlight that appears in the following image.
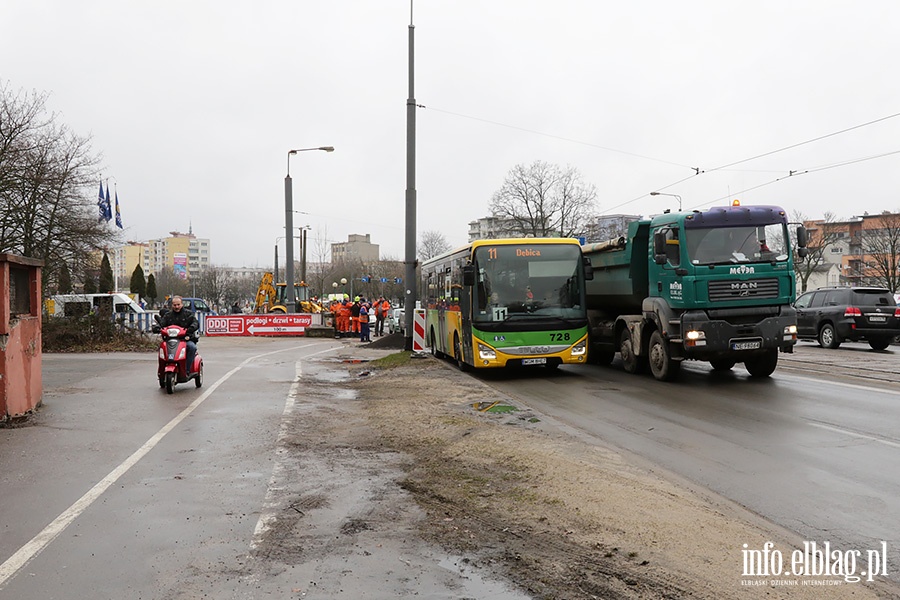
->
[477,343,496,360]
[571,339,587,356]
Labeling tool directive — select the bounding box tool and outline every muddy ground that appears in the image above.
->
[270,337,895,599]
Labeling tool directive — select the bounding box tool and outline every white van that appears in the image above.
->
[49,293,145,317]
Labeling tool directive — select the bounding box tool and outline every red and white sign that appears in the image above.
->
[413,308,426,352]
[205,314,313,337]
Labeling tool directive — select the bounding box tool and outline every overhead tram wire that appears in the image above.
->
[418,103,900,216]
[686,148,900,211]
[605,110,900,214]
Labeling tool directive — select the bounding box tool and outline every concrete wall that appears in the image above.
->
[0,253,44,422]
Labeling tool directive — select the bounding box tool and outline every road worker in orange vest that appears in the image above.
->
[374,296,391,336]
[339,295,352,335]
[350,296,361,334]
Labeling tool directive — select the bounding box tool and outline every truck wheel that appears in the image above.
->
[818,323,841,349]
[619,328,647,374]
[648,330,680,381]
[709,359,736,372]
[744,350,778,377]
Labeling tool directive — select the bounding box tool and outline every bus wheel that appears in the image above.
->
[430,328,443,358]
[454,334,470,372]
[648,330,680,381]
[619,328,647,374]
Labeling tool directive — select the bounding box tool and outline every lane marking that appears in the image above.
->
[808,422,900,449]
[0,342,336,589]
[250,346,339,549]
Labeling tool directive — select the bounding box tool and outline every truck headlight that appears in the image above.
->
[571,339,587,356]
[477,343,496,360]
[784,324,797,339]
[685,329,706,347]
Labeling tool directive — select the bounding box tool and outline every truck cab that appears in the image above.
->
[583,202,808,381]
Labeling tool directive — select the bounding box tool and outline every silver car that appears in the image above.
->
[388,308,405,334]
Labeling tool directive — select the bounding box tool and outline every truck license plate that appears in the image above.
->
[522,357,547,365]
[731,340,762,351]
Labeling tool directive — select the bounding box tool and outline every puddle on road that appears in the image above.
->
[438,555,532,599]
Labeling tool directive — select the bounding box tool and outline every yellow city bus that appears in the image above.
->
[421,237,594,371]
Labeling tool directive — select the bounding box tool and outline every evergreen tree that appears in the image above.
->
[99,254,114,293]
[130,264,147,298]
[146,273,158,307]
[58,262,73,294]
[83,270,97,293]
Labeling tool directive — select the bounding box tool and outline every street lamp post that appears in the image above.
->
[650,191,683,212]
[285,146,333,312]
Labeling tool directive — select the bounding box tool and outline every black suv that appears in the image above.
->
[794,286,900,350]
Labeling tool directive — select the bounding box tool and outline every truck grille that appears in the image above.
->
[708,278,780,302]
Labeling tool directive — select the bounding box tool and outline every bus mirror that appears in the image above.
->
[583,256,594,280]
[462,265,476,286]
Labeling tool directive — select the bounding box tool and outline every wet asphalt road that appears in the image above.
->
[1,337,530,600]
[2,337,899,595]
[475,340,900,584]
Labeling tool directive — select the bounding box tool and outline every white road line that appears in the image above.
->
[0,342,335,590]
[249,347,339,548]
[808,422,900,449]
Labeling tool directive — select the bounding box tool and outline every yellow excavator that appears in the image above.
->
[252,272,324,314]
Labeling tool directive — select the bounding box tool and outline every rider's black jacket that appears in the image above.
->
[159,308,199,339]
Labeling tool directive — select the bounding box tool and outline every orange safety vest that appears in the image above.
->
[359,307,369,324]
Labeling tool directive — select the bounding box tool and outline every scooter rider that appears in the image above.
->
[158,295,200,372]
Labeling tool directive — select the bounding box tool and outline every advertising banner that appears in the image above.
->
[173,253,188,280]
[204,314,313,336]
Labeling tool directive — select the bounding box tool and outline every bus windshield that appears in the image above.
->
[684,223,789,266]
[471,243,585,323]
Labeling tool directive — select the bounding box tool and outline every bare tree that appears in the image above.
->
[489,161,597,238]
[0,81,114,293]
[793,211,844,293]
[860,211,900,292]
[418,230,451,261]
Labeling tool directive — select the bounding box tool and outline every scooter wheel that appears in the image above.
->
[194,361,203,388]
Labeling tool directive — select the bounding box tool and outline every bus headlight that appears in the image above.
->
[571,339,587,356]
[477,343,496,360]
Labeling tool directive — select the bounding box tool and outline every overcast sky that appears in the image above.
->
[4,1,900,268]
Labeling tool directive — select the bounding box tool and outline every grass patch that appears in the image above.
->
[368,351,413,369]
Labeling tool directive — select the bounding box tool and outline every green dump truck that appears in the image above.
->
[583,202,808,381]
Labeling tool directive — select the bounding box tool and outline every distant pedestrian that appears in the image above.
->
[374,296,391,336]
[359,299,371,342]
[231,302,241,314]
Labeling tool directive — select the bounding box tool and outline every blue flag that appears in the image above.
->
[115,191,123,228]
[104,187,113,222]
[97,182,106,222]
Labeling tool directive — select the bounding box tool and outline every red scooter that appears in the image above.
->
[154,319,203,394]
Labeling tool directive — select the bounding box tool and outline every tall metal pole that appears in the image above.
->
[403,0,417,350]
[301,227,308,284]
[285,153,296,313]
